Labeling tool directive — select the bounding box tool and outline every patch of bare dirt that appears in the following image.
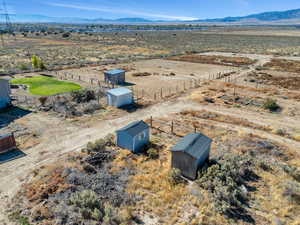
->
[168,54,256,67]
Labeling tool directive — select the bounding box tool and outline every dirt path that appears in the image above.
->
[0,98,201,223]
[1,94,300,223]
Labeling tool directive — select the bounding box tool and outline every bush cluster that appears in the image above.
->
[31,55,46,70]
[263,98,280,112]
[197,154,258,220]
[71,89,96,103]
[168,168,185,186]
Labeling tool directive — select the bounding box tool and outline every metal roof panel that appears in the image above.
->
[107,87,132,96]
[105,69,125,75]
[171,133,212,159]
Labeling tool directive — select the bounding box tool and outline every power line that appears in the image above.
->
[0,0,16,47]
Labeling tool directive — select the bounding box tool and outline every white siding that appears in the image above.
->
[107,92,133,108]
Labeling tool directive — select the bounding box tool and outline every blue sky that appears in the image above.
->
[6,0,300,20]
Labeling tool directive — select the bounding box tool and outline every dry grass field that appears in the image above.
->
[0,26,300,225]
[2,26,300,75]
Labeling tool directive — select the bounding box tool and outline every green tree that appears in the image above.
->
[31,55,39,69]
[31,55,47,70]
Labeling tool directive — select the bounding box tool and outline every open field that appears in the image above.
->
[0,27,300,225]
[2,26,300,75]
[11,76,82,96]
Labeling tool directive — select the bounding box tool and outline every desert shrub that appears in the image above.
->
[282,165,300,182]
[263,98,280,112]
[282,181,300,204]
[62,32,71,38]
[132,72,151,77]
[18,64,29,71]
[71,89,96,103]
[273,128,286,136]
[70,190,104,220]
[9,212,32,225]
[38,96,48,106]
[147,148,159,159]
[86,139,106,154]
[168,168,185,186]
[258,160,272,171]
[197,154,257,220]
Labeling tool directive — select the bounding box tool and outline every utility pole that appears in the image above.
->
[0,0,16,48]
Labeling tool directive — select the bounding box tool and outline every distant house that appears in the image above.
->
[116,120,150,153]
[107,87,133,108]
[171,133,212,180]
[0,79,11,109]
[104,69,126,85]
[0,133,16,154]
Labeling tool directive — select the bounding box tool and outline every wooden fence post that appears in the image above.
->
[160,88,163,99]
[194,126,197,133]
[150,116,153,128]
[171,121,174,134]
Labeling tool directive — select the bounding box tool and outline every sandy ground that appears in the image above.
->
[1,53,300,223]
[13,59,236,99]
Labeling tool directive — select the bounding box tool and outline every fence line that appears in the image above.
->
[51,69,239,102]
[147,116,198,137]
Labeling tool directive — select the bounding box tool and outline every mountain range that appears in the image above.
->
[4,8,300,24]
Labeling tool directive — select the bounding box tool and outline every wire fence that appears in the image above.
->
[147,116,199,137]
[50,69,238,102]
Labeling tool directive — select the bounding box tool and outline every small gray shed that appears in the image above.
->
[0,79,11,109]
[171,133,212,180]
[116,120,150,153]
[104,69,126,84]
[107,88,133,108]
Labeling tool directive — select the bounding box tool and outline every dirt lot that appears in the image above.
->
[11,59,235,101]
[1,51,300,224]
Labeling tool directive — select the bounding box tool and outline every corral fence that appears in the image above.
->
[51,69,239,102]
[146,116,199,137]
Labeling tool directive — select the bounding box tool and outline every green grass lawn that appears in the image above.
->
[11,76,82,96]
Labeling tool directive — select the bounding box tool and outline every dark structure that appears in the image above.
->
[0,133,16,154]
[116,120,150,153]
[171,133,212,180]
[104,69,126,85]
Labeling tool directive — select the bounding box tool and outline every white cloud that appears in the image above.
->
[46,2,198,21]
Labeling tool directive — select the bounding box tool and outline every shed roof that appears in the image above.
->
[107,87,132,96]
[117,120,149,137]
[105,69,125,75]
[171,133,212,159]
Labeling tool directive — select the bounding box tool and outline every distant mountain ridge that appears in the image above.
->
[3,8,300,24]
[197,8,300,23]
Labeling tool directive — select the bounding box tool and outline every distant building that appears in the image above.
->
[104,69,126,85]
[0,79,11,109]
[116,120,150,153]
[171,133,212,180]
[0,133,16,154]
[106,87,133,108]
